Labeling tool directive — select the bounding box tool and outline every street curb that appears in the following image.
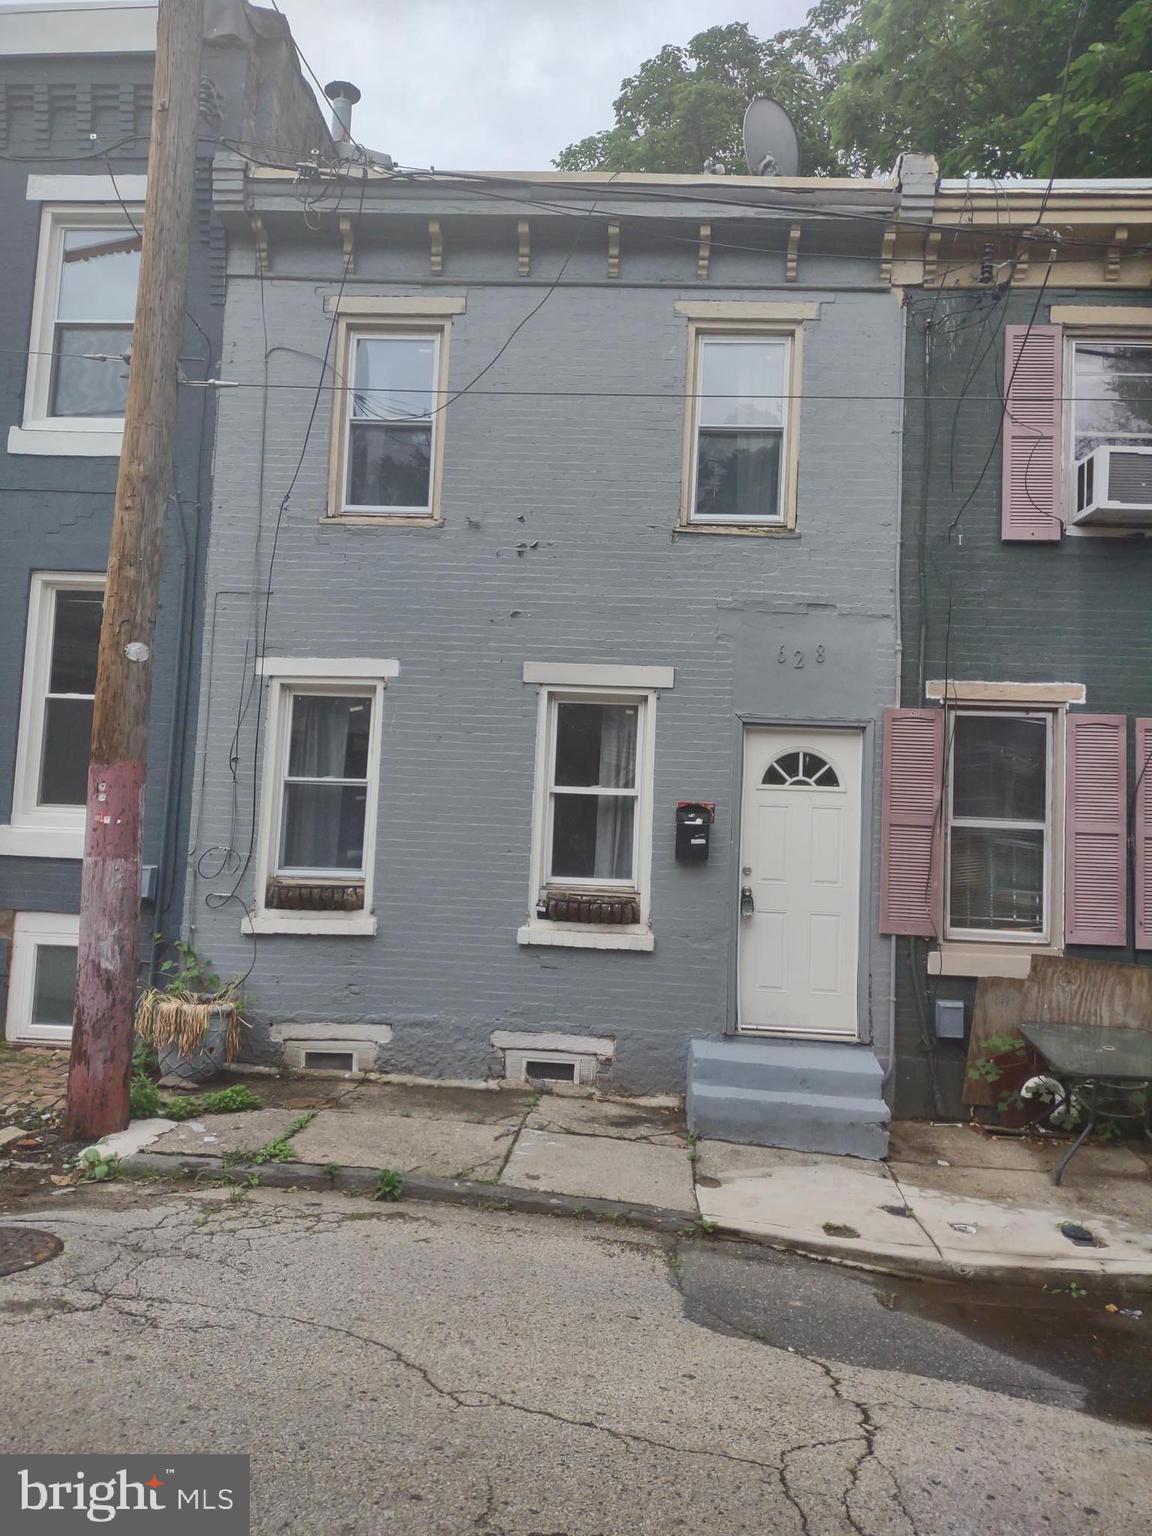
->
[118,1152,702,1237]
[118,1152,1152,1294]
[709,1224,1152,1295]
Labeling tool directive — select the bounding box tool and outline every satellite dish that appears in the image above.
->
[743,98,800,177]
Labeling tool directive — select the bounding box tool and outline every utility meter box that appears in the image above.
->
[934,998,966,1040]
[675,801,714,863]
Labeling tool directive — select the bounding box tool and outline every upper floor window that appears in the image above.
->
[1070,339,1152,463]
[0,572,105,859]
[330,328,446,521]
[14,207,141,454]
[690,335,790,525]
[51,226,140,416]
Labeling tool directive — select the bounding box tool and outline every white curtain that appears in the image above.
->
[593,706,637,880]
[282,698,363,871]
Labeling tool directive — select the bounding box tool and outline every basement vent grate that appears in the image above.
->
[301,1049,357,1073]
[524,1058,577,1083]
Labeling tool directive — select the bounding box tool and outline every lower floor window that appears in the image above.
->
[548,699,641,885]
[253,667,387,929]
[947,711,1051,939]
[277,691,372,877]
[4,912,78,1043]
[526,685,656,931]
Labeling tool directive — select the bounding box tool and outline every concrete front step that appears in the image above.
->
[687,1037,890,1160]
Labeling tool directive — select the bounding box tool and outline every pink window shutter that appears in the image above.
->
[1001,323,1063,542]
[1065,714,1127,946]
[1135,720,1152,950]
[880,708,944,937]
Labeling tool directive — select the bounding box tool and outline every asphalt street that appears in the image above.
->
[1,1183,1149,1535]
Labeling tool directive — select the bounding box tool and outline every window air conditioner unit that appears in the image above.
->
[1073,445,1152,526]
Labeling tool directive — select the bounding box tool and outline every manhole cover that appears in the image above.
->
[0,1227,63,1276]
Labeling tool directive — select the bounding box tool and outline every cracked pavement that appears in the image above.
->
[0,1184,1148,1534]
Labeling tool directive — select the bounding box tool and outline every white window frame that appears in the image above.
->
[271,687,375,883]
[4,911,79,1044]
[328,319,451,524]
[944,708,1053,945]
[247,661,395,937]
[10,203,143,457]
[519,671,664,953]
[0,572,105,860]
[680,320,804,532]
[541,691,644,891]
[1067,333,1152,457]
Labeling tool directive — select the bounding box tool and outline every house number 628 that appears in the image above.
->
[778,646,826,667]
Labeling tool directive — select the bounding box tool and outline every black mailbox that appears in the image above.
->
[675,801,715,863]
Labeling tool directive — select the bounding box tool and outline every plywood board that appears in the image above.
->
[1022,955,1152,1031]
[962,977,1028,1107]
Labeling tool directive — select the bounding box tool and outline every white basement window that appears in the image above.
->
[11,204,141,456]
[4,912,79,1044]
[0,573,104,859]
[503,1048,599,1086]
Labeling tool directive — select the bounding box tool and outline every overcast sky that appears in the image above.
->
[273,1,811,171]
[3,1,812,167]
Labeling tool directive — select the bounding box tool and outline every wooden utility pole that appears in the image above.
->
[65,0,206,1140]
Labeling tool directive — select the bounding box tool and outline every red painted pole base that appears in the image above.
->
[64,759,146,1141]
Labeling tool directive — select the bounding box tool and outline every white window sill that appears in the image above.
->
[676,521,798,538]
[6,1024,72,1045]
[0,823,84,859]
[517,922,654,953]
[323,513,442,528]
[928,942,1063,979]
[243,912,377,937]
[8,423,123,457]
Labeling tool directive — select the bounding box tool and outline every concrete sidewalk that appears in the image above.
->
[107,1076,1152,1290]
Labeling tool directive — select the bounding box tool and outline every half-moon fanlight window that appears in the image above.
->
[762,750,840,788]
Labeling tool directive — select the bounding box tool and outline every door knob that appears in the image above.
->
[740,886,755,918]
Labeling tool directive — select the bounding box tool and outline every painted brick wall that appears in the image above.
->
[897,286,1152,1117]
[186,231,905,1093]
[0,35,329,1031]
[0,55,212,973]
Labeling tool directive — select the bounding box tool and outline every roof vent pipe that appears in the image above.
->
[324,80,361,152]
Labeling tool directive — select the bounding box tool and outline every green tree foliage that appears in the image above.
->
[1020,2,1152,176]
[825,0,1150,175]
[552,21,862,176]
[554,2,1151,177]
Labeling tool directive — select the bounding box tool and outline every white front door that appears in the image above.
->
[738,727,862,1037]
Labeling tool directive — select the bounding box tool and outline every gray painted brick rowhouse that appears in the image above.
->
[187,167,909,1115]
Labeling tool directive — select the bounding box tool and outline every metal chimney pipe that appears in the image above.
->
[324,79,361,149]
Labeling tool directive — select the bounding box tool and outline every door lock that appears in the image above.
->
[740,886,755,918]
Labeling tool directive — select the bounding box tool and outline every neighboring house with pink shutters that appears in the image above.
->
[886,176,1152,1118]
